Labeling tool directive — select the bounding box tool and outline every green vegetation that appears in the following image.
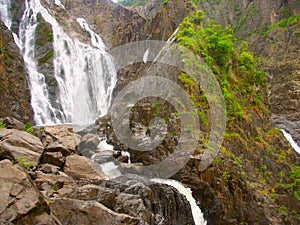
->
[176,10,266,122]
[0,118,7,129]
[38,49,54,66]
[261,14,300,36]
[24,122,34,134]
[289,166,300,201]
[16,157,35,172]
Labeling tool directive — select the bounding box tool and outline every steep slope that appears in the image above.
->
[0,21,32,122]
[193,0,300,146]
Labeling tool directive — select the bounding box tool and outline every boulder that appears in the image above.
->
[39,163,60,174]
[63,154,107,180]
[0,160,58,224]
[119,163,144,175]
[0,129,44,165]
[2,117,25,130]
[92,150,114,164]
[79,134,100,151]
[41,125,80,156]
[40,151,65,168]
[51,198,143,225]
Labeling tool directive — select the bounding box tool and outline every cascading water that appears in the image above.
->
[0,0,117,125]
[152,179,207,225]
[281,129,300,154]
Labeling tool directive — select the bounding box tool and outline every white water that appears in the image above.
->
[0,0,11,28]
[152,179,206,225]
[97,139,114,151]
[281,129,300,154]
[0,0,117,125]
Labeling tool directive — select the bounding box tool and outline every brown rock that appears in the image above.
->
[40,151,65,168]
[2,117,25,130]
[0,129,44,165]
[63,154,107,180]
[68,184,117,209]
[51,198,142,225]
[0,159,58,224]
[41,125,80,156]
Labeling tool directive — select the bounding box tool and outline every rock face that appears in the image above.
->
[194,0,300,145]
[0,123,196,225]
[51,198,142,225]
[68,175,195,225]
[0,21,33,122]
[0,129,44,164]
[0,160,58,224]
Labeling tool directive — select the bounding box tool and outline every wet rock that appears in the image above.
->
[0,160,58,224]
[92,150,114,164]
[80,148,96,158]
[51,198,142,225]
[63,154,107,181]
[0,129,44,164]
[79,134,100,151]
[102,176,195,225]
[119,163,144,175]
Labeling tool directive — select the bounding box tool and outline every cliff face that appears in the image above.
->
[0,21,32,122]
[0,0,299,224]
[194,0,300,145]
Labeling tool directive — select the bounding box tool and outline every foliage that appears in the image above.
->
[0,118,7,129]
[289,166,300,201]
[261,14,300,36]
[24,122,34,134]
[16,157,35,172]
[176,10,266,121]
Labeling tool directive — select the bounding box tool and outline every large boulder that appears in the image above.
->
[0,129,44,165]
[2,117,25,130]
[41,125,80,156]
[51,198,142,225]
[63,154,107,181]
[0,160,58,224]
[40,125,80,167]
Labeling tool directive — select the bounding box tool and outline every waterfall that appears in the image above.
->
[281,129,300,154]
[0,0,117,125]
[0,0,11,28]
[152,179,207,225]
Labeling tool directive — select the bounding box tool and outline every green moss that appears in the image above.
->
[38,49,54,65]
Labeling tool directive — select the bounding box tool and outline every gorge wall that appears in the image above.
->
[0,0,299,224]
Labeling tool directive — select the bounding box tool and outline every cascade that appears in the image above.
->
[281,129,300,154]
[0,0,117,125]
[152,179,207,225]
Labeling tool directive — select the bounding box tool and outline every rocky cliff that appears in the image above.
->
[193,0,300,146]
[0,0,299,224]
[0,20,32,122]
